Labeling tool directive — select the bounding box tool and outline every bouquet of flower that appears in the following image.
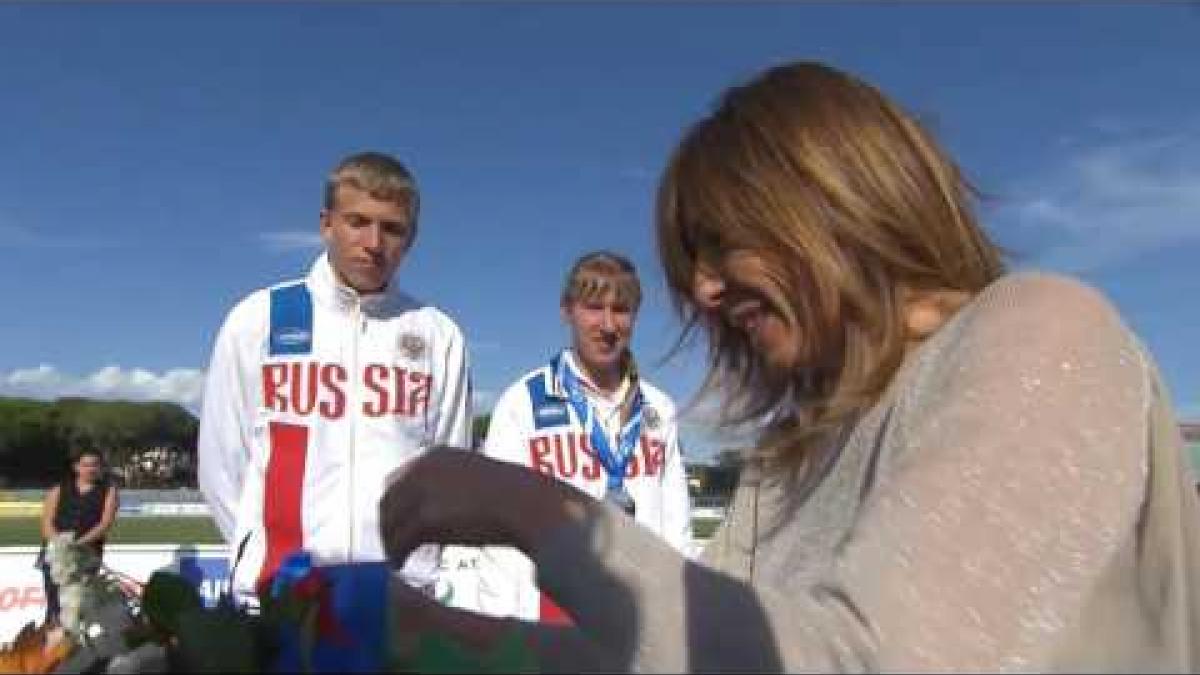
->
[0,533,145,674]
[2,540,537,673]
[0,623,73,674]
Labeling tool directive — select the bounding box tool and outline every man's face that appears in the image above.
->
[320,184,415,293]
[562,291,636,381]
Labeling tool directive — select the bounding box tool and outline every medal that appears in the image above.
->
[605,483,636,517]
[554,352,645,521]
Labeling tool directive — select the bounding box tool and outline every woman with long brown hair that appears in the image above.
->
[378,61,1200,671]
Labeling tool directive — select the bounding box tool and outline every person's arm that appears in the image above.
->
[387,572,624,673]
[481,381,532,468]
[381,450,626,669]
[421,321,476,597]
[530,276,1152,671]
[40,486,60,541]
[197,302,255,543]
[431,321,473,450]
[76,485,119,545]
[477,382,541,621]
[657,406,694,554]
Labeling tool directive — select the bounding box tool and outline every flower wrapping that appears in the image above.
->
[267,552,391,673]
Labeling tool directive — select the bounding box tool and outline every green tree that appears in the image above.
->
[0,398,67,486]
[0,397,198,487]
[690,448,743,503]
[472,414,492,449]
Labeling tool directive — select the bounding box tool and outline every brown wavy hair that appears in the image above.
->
[656,61,1004,468]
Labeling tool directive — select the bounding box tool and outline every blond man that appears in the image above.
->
[198,151,473,600]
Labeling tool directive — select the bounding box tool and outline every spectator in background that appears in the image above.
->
[39,448,119,626]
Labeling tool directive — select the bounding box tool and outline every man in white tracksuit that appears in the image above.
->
[451,251,692,623]
[198,151,473,599]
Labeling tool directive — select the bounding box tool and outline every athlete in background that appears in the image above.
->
[453,251,691,623]
[198,151,473,599]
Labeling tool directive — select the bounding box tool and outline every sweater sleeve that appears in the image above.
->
[431,318,473,450]
[656,401,694,555]
[529,275,1151,672]
[469,378,542,620]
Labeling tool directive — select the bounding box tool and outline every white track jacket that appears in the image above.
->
[198,254,472,596]
[444,350,691,621]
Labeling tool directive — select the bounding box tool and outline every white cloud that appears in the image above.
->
[997,125,1200,273]
[258,230,324,252]
[0,224,115,249]
[0,365,510,423]
[0,365,205,411]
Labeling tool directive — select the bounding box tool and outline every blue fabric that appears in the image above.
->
[555,351,644,491]
[270,557,391,673]
[269,550,314,599]
[269,283,314,356]
[526,365,570,430]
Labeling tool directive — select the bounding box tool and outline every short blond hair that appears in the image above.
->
[324,151,420,223]
[561,250,643,311]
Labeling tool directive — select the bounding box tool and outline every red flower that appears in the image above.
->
[291,571,324,600]
[286,569,354,648]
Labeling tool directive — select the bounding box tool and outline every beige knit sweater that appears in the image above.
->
[526,273,1200,672]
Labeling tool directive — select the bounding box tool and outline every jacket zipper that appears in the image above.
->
[348,300,361,561]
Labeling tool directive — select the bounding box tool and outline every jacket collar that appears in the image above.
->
[547,349,635,405]
[306,253,402,316]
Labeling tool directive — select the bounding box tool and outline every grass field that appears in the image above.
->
[692,517,720,539]
[0,516,224,547]
[0,515,723,546]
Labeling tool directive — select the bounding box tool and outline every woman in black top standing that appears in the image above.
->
[39,448,120,626]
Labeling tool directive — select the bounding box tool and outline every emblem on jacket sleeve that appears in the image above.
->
[643,405,661,431]
[399,333,427,361]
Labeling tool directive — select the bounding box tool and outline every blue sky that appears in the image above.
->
[1,2,1197,461]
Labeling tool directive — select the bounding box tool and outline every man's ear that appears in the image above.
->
[403,223,419,252]
[318,209,333,245]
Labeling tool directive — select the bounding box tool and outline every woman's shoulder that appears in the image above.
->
[945,271,1133,353]
[974,271,1118,323]
[897,271,1147,404]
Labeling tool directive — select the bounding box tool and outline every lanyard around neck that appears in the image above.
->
[554,353,644,489]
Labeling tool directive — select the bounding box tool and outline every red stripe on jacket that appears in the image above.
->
[258,422,309,589]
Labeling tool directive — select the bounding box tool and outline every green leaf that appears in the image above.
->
[121,620,161,650]
[259,586,309,626]
[401,629,538,675]
[141,571,202,635]
[408,633,482,674]
[299,604,319,674]
[485,630,539,674]
[173,607,259,673]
